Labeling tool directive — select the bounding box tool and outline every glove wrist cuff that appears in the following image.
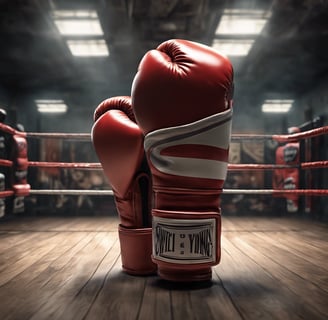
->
[118,225,157,275]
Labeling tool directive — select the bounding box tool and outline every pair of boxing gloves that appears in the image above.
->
[92,39,234,282]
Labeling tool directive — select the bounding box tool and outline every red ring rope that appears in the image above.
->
[231,125,328,142]
[1,125,327,200]
[25,160,328,171]
[224,189,328,196]
[0,188,321,197]
[17,125,328,143]
[272,126,328,143]
[0,159,13,167]
[1,121,327,145]
[26,132,91,140]
[228,161,328,171]
[28,161,102,169]
[0,190,14,198]
[0,123,25,137]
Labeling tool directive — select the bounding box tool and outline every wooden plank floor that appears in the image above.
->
[0,215,327,320]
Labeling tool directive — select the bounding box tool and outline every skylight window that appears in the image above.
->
[52,9,109,57]
[261,99,294,113]
[212,9,270,57]
[212,39,254,56]
[53,10,103,36]
[66,39,109,56]
[215,14,267,35]
[36,100,68,113]
[53,10,98,19]
[54,19,104,36]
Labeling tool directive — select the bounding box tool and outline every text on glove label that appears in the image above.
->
[152,217,217,264]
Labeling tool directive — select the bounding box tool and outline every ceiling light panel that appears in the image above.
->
[216,9,270,35]
[36,100,68,113]
[53,10,98,19]
[55,20,103,36]
[212,39,254,56]
[213,9,271,57]
[66,39,109,56]
[53,10,104,36]
[216,17,267,35]
[261,99,294,113]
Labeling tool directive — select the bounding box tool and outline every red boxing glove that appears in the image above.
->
[132,39,234,282]
[92,96,156,275]
[12,134,30,197]
[274,142,300,212]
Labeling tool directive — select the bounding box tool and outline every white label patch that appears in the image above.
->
[152,217,216,264]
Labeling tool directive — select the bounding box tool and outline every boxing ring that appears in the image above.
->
[0,122,327,215]
[0,122,327,320]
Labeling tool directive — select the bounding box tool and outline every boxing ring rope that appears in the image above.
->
[28,161,102,169]
[25,160,328,171]
[1,123,326,142]
[0,189,325,197]
[228,161,328,171]
[26,132,91,141]
[6,122,328,172]
[0,123,327,201]
[231,126,328,142]
[0,159,14,167]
